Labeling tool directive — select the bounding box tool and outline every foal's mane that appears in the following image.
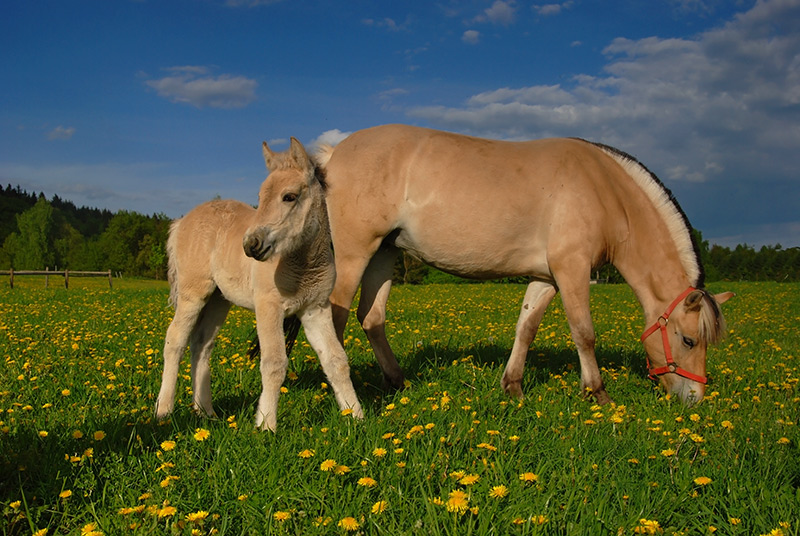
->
[582,140,704,288]
[269,149,328,190]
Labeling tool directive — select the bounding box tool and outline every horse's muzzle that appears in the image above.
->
[243,232,273,261]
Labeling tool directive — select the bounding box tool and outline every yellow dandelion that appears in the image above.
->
[371,500,388,514]
[341,408,353,416]
[80,522,103,536]
[372,447,387,457]
[193,428,210,441]
[10,500,21,509]
[334,465,351,475]
[157,506,177,518]
[320,459,337,471]
[72,430,83,439]
[62,389,71,396]
[531,515,549,525]
[273,511,291,522]
[59,489,73,499]
[338,516,360,531]
[661,448,676,457]
[357,477,377,488]
[93,431,106,441]
[721,420,734,430]
[729,518,741,525]
[777,437,790,445]
[693,476,713,486]
[186,511,209,522]
[459,473,480,486]
[33,529,47,536]
[237,494,248,501]
[633,518,663,534]
[160,440,176,451]
[38,430,48,438]
[690,433,705,443]
[476,442,497,451]
[381,432,395,439]
[446,489,470,514]
[489,485,509,498]
[298,449,315,458]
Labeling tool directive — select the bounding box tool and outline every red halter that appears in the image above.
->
[640,287,707,385]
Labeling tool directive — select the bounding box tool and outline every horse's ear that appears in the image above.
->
[262,141,277,172]
[713,291,735,305]
[289,137,313,173]
[683,289,705,312]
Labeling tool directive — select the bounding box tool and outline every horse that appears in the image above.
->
[315,124,733,405]
[154,138,363,431]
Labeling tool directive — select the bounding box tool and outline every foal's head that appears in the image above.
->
[642,289,734,404]
[243,138,325,261]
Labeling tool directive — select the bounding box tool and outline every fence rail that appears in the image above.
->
[0,269,113,289]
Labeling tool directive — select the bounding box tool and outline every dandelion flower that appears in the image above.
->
[72,430,83,439]
[80,522,103,536]
[489,485,509,498]
[531,515,549,525]
[633,518,662,534]
[357,477,377,488]
[334,465,350,475]
[10,501,21,509]
[371,501,388,514]
[320,459,337,471]
[661,448,676,457]
[721,420,734,430]
[186,511,209,522]
[273,511,291,522]
[93,431,106,441]
[157,506,177,518]
[372,447,387,457]
[59,489,73,499]
[338,516,360,531]
[777,437,790,445]
[297,449,315,458]
[459,474,480,486]
[193,428,210,441]
[237,494,248,501]
[62,389,71,396]
[160,440,176,451]
[519,472,539,483]
[33,529,47,536]
[446,490,469,514]
[38,430,48,438]
[693,476,713,486]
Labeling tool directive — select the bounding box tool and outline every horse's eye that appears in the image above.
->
[682,336,695,349]
[282,193,298,203]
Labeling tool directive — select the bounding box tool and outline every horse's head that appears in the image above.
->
[243,138,323,262]
[642,288,734,404]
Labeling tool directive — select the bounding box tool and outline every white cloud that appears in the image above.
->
[146,66,258,109]
[479,1,516,25]
[47,126,76,141]
[409,0,800,186]
[310,129,352,149]
[462,30,480,44]
[533,2,573,16]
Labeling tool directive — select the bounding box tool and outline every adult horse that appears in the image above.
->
[155,138,362,431]
[317,124,733,405]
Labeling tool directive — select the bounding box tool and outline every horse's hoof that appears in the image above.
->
[501,378,524,399]
[383,374,406,391]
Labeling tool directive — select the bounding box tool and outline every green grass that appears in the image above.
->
[1,280,798,535]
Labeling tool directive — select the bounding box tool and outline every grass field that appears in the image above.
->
[0,277,798,535]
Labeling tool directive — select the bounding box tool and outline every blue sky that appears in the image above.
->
[2,0,799,248]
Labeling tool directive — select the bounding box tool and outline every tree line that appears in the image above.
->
[1,185,798,282]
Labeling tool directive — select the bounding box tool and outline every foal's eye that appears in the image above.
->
[282,193,298,203]
[682,336,696,349]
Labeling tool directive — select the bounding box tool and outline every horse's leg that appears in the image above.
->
[188,291,231,418]
[329,252,371,344]
[300,304,363,419]
[554,263,612,405]
[155,294,209,419]
[356,245,405,390]
[253,302,287,432]
[501,280,558,398]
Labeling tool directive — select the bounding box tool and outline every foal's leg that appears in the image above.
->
[501,280,558,398]
[253,302,287,432]
[553,263,611,404]
[188,291,231,418]
[155,295,209,419]
[300,304,363,419]
[356,245,405,390]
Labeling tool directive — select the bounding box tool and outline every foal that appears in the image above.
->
[155,138,363,431]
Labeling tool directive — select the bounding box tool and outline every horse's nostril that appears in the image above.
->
[243,235,260,258]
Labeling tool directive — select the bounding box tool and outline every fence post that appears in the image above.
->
[108,270,113,289]
[45,266,50,288]
[9,268,12,289]
[64,269,69,289]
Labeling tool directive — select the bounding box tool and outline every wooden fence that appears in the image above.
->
[1,269,113,289]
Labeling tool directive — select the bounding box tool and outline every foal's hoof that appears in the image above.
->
[501,377,524,399]
[584,388,613,405]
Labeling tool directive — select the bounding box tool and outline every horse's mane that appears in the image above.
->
[267,148,329,190]
[583,140,704,288]
[698,289,727,345]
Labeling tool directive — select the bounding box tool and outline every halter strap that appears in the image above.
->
[640,287,707,384]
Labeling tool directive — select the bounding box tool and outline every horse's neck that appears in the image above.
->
[613,218,696,321]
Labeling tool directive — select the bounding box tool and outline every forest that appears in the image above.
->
[1,184,798,282]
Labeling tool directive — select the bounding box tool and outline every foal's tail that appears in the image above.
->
[247,316,303,360]
[165,218,182,308]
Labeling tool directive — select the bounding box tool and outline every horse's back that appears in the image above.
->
[324,125,631,279]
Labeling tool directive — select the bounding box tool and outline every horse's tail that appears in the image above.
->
[314,144,335,169]
[247,315,303,360]
[166,218,181,308]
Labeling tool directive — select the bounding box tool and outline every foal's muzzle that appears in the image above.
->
[243,231,273,261]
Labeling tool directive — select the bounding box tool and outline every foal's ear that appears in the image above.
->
[262,141,278,171]
[289,137,314,173]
